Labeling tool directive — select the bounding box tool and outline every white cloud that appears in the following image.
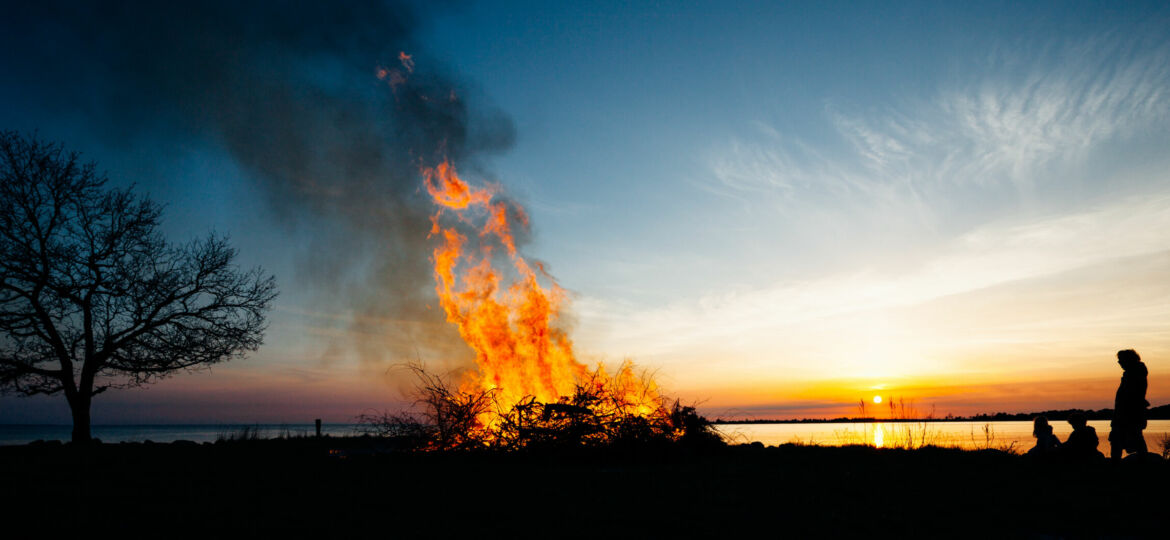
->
[710,39,1170,202]
[574,189,1170,380]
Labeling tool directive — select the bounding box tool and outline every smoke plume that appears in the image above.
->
[0,1,517,370]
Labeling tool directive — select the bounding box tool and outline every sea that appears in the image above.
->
[0,423,363,446]
[715,419,1170,456]
[3,420,1168,455]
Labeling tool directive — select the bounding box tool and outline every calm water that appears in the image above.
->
[716,420,1170,455]
[5,421,1168,454]
[0,424,363,446]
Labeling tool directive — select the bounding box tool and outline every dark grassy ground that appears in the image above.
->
[1,438,1165,538]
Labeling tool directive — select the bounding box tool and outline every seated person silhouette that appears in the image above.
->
[1061,412,1103,460]
[1026,416,1061,456]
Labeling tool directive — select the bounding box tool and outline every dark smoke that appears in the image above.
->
[0,1,517,371]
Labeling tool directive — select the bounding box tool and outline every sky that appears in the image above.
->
[2,0,1169,423]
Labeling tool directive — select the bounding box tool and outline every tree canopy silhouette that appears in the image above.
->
[0,131,277,442]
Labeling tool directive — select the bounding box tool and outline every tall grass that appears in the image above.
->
[211,424,315,443]
[970,423,1018,453]
[831,399,983,450]
[882,398,942,449]
[216,425,264,442]
[274,424,311,439]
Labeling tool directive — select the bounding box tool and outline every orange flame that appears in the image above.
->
[422,160,661,428]
[425,161,582,406]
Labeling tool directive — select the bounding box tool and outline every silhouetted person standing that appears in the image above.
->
[1109,349,1149,462]
[1062,412,1103,460]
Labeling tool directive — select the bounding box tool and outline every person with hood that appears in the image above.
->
[1026,416,1061,456]
[1062,412,1103,460]
[1109,349,1149,462]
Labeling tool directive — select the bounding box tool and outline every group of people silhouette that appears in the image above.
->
[1027,349,1151,462]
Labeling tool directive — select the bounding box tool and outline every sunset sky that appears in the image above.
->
[2,1,1169,423]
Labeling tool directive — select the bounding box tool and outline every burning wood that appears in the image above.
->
[359,363,721,451]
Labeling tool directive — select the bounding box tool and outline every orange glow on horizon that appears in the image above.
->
[662,370,1170,420]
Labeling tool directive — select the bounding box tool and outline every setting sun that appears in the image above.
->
[873,395,883,404]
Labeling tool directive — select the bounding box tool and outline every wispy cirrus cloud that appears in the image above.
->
[710,38,1170,205]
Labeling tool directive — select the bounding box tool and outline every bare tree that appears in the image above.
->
[0,132,277,443]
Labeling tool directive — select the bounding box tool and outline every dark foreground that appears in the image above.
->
[2,438,1166,538]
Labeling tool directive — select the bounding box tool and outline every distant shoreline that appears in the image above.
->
[713,403,1170,424]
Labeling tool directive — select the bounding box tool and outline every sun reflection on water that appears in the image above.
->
[873,424,884,448]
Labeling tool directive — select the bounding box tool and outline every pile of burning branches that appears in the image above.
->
[359,365,724,452]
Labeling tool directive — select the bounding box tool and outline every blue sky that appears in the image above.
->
[416,1,1170,413]
[2,1,1169,422]
[418,1,1168,293]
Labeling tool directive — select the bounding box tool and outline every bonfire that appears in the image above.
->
[363,53,717,450]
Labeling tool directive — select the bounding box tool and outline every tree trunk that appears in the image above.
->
[69,394,92,444]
